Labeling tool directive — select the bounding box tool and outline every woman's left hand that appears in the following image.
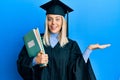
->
[88,44,111,50]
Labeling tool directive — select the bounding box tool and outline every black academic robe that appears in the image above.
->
[17,39,96,80]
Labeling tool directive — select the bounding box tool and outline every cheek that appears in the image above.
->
[57,19,62,25]
[58,25,62,30]
[47,22,52,29]
[58,22,62,28]
[47,22,51,26]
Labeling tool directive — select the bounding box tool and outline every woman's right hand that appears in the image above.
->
[35,51,48,65]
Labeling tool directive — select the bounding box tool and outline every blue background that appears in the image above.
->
[0,0,120,80]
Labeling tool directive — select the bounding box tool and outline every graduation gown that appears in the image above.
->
[17,39,96,80]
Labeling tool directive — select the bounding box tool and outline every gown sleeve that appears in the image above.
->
[17,46,35,80]
[68,41,96,80]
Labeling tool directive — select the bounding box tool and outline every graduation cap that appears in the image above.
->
[40,0,73,36]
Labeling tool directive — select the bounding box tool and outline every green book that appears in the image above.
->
[23,28,46,67]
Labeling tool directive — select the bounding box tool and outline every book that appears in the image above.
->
[23,28,46,66]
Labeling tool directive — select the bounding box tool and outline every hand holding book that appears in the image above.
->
[23,28,47,67]
[35,51,48,66]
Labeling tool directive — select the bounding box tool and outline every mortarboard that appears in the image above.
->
[40,0,73,36]
[40,0,73,16]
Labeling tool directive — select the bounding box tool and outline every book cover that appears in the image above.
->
[23,28,45,57]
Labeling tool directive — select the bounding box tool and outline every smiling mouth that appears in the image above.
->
[51,26,57,30]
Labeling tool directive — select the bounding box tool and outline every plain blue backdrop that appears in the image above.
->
[0,0,120,80]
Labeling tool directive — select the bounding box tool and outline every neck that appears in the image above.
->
[50,32,59,37]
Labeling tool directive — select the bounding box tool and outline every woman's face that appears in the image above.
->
[47,14,62,34]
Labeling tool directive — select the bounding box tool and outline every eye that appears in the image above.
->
[56,18,60,21]
[48,18,52,21]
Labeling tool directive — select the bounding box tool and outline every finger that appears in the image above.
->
[102,44,111,47]
[37,53,41,56]
[45,59,48,63]
[105,44,111,47]
[41,54,48,58]
[99,44,111,49]
[41,59,48,64]
[45,54,48,58]
[43,56,48,60]
[41,55,48,61]
[40,51,44,54]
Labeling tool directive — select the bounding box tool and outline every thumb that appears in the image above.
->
[37,52,41,56]
[40,50,44,54]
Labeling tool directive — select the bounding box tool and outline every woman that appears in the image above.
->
[17,0,110,80]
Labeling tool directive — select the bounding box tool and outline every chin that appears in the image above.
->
[50,30,59,34]
[51,32,58,34]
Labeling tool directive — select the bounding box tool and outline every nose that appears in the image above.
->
[52,19,55,25]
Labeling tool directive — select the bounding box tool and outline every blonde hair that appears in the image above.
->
[43,15,69,47]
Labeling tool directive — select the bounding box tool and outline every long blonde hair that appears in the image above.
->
[43,15,69,47]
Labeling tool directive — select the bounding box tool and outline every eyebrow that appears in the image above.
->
[55,16,61,18]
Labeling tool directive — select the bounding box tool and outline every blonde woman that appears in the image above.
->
[17,0,110,80]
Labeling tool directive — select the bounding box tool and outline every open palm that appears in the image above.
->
[89,44,111,50]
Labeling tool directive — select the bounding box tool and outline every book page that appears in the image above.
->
[36,28,45,54]
[33,28,45,54]
[33,29,41,49]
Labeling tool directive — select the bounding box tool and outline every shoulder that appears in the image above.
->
[18,45,28,57]
[67,38,82,54]
[68,38,78,45]
[65,38,80,49]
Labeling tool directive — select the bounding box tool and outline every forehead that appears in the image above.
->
[47,14,62,18]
